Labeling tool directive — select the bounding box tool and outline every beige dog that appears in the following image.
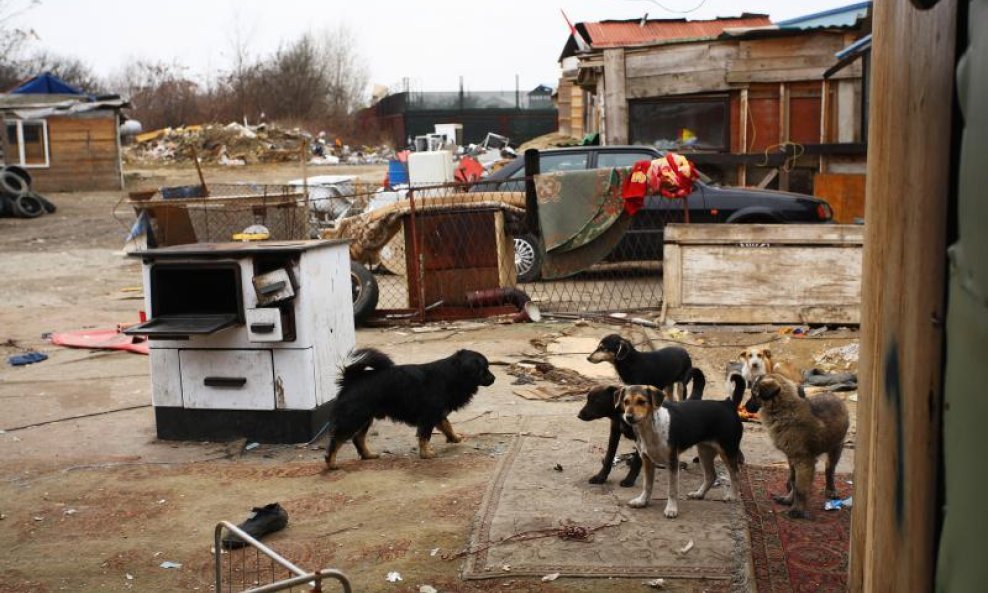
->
[745,374,849,519]
[739,347,802,385]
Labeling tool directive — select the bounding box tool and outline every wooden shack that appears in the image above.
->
[0,89,128,192]
[558,6,870,212]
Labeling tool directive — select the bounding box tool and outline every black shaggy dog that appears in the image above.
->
[578,369,706,487]
[324,348,495,470]
[587,334,700,401]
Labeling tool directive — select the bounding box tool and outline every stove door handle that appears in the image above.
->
[250,323,276,334]
[204,376,247,388]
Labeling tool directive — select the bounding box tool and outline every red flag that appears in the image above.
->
[561,9,591,52]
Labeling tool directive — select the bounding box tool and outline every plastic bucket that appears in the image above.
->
[387,159,409,185]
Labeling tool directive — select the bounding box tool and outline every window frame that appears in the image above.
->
[4,119,50,168]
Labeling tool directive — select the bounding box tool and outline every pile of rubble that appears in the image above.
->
[124,122,396,167]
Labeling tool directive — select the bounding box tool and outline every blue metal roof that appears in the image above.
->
[776,1,871,29]
[10,72,85,95]
[836,33,872,59]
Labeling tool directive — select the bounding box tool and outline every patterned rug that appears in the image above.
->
[741,465,853,593]
[461,435,745,588]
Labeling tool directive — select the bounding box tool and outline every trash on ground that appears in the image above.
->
[49,328,148,355]
[125,573,134,580]
[244,442,260,451]
[430,547,440,557]
[824,496,853,511]
[159,561,182,569]
[678,539,695,555]
[644,578,666,588]
[7,351,48,366]
[386,571,402,583]
[542,572,560,582]
[222,503,289,549]
[553,463,564,472]
[419,586,437,593]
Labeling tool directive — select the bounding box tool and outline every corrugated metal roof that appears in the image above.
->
[776,1,870,30]
[582,14,771,48]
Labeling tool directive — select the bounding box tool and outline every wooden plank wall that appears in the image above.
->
[663,223,863,324]
[850,0,956,591]
[34,113,122,192]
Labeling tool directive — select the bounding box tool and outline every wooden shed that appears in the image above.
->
[558,4,870,213]
[0,89,128,193]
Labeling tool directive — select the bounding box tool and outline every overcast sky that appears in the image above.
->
[17,0,855,93]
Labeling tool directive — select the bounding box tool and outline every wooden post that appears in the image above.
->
[778,83,790,191]
[850,0,956,591]
[738,88,749,186]
[603,49,628,145]
[819,79,829,173]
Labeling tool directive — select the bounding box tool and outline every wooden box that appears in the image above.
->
[663,223,863,324]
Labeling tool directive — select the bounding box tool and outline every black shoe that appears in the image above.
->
[222,503,289,549]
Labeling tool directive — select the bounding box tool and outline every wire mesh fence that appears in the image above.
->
[117,173,682,321]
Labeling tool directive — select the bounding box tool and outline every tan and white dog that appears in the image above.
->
[739,347,803,385]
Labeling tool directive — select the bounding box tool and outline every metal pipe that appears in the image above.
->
[238,569,352,593]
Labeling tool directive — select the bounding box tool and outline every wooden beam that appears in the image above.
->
[738,88,749,185]
[603,48,628,145]
[850,0,956,591]
[779,83,791,191]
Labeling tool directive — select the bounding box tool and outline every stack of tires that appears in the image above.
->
[0,166,55,219]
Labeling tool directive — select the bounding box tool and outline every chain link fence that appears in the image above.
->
[117,174,682,321]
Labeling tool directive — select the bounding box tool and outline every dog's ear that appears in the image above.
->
[613,387,625,409]
[738,350,748,362]
[756,377,782,400]
[615,339,630,361]
[647,386,666,409]
[762,349,772,359]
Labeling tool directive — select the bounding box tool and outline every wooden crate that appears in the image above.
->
[404,208,516,308]
[662,223,863,324]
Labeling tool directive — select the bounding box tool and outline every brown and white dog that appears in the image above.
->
[739,347,802,385]
[616,379,745,518]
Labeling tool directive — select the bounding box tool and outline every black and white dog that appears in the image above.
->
[615,374,746,518]
[587,334,701,401]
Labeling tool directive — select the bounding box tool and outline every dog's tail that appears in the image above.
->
[687,368,706,400]
[728,373,746,407]
[337,348,395,388]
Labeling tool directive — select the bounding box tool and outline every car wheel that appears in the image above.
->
[12,193,44,218]
[513,233,543,283]
[351,261,379,324]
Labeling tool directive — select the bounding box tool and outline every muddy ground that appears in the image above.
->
[0,163,858,592]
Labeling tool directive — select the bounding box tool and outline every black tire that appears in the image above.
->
[0,195,12,217]
[0,168,29,197]
[12,193,44,218]
[32,192,56,213]
[350,261,379,324]
[513,233,543,283]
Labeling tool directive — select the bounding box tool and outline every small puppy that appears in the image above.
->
[744,374,849,519]
[577,370,706,487]
[739,347,802,385]
[588,334,701,401]
[324,348,495,469]
[617,377,745,518]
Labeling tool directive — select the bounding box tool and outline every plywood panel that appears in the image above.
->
[626,69,730,99]
[679,245,861,306]
[663,223,862,324]
[738,34,844,59]
[813,173,865,223]
[790,95,822,144]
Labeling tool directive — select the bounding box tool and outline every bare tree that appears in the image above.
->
[18,50,103,93]
[0,0,40,89]
[318,24,369,117]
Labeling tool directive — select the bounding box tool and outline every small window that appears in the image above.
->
[629,96,729,151]
[3,120,49,168]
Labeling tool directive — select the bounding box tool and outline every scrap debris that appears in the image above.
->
[508,361,598,401]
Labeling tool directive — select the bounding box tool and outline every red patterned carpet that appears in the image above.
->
[741,465,853,593]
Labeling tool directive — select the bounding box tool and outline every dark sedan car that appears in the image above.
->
[474,146,834,281]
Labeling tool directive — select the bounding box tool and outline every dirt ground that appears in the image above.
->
[0,162,858,592]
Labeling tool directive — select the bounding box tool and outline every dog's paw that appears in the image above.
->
[786,508,811,520]
[360,452,381,460]
[446,432,465,444]
[588,474,607,485]
[723,492,737,503]
[663,504,679,519]
[772,494,794,506]
[619,477,637,488]
[628,495,649,508]
[687,489,705,500]
[419,447,438,459]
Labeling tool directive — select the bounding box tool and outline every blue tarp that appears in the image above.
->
[10,72,85,95]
